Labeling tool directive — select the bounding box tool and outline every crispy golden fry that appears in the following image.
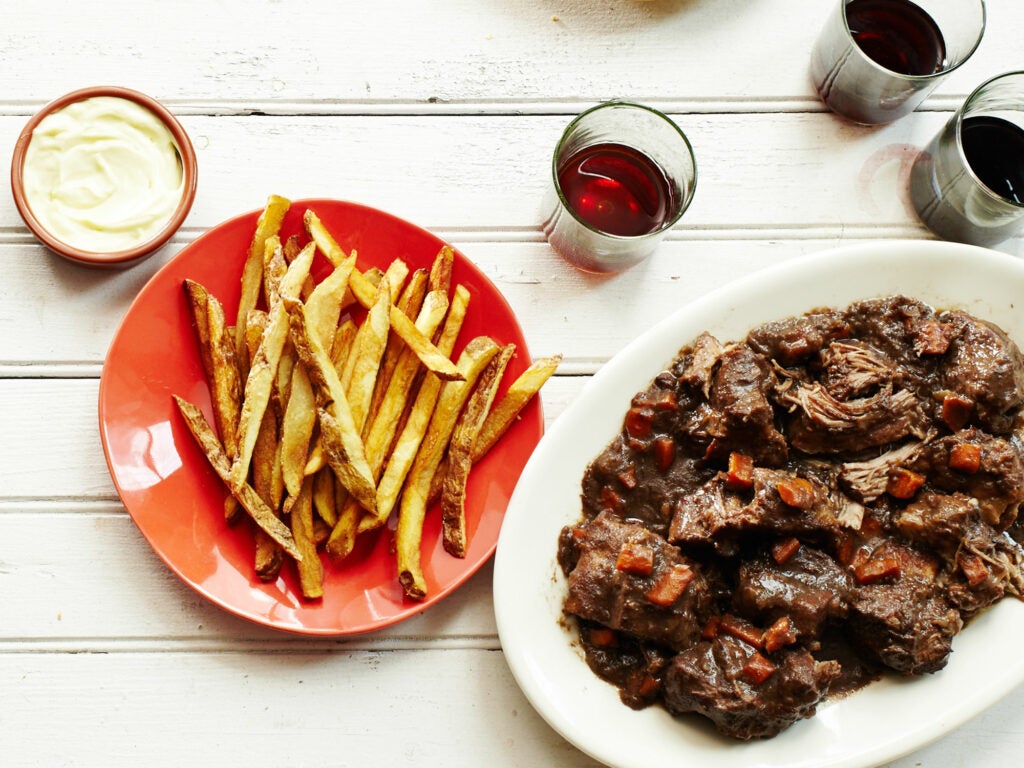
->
[441,344,515,557]
[305,253,356,351]
[429,246,454,295]
[173,396,301,560]
[347,276,392,433]
[283,295,377,513]
[428,353,562,505]
[312,466,337,527]
[474,354,562,457]
[396,335,500,600]
[253,405,284,581]
[290,477,323,600]
[321,278,393,560]
[280,361,317,499]
[369,268,428,418]
[370,285,471,532]
[328,287,451,560]
[231,242,315,491]
[234,195,290,366]
[183,279,242,460]
[305,209,463,382]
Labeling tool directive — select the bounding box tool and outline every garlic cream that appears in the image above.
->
[22,96,186,253]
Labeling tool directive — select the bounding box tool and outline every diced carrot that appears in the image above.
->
[636,389,678,411]
[742,652,777,685]
[726,452,755,491]
[942,393,974,431]
[701,615,721,640]
[645,564,696,607]
[624,407,654,439]
[886,468,925,499]
[719,614,764,649]
[777,476,815,509]
[949,443,982,474]
[853,555,901,585]
[762,616,799,653]
[653,436,676,472]
[600,486,625,513]
[959,553,990,586]
[637,674,660,699]
[586,627,618,648]
[616,543,655,576]
[915,321,954,356]
[771,537,801,565]
[618,465,638,490]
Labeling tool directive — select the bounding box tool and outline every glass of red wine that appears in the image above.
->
[911,71,1024,246]
[543,102,697,273]
[810,0,986,124]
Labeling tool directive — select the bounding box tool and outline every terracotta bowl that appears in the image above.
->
[10,85,198,269]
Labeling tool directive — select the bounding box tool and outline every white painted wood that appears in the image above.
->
[6,112,1024,235]
[0,0,1018,108]
[3,0,1024,765]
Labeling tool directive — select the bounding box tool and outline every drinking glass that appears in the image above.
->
[543,102,697,273]
[910,71,1024,247]
[810,0,986,125]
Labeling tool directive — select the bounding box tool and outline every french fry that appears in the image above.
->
[441,344,515,557]
[396,335,501,600]
[371,284,471,531]
[326,286,451,560]
[427,354,562,505]
[368,268,428,418]
[321,277,393,559]
[177,196,560,602]
[283,295,377,513]
[183,279,242,460]
[429,246,454,296]
[173,396,301,561]
[290,477,323,600]
[234,195,290,369]
[230,242,315,491]
[304,209,463,382]
[474,354,562,457]
[312,466,338,527]
[280,361,317,499]
[305,253,356,351]
[253,406,284,581]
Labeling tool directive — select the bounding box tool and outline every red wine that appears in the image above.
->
[846,0,946,76]
[962,116,1024,205]
[557,143,676,237]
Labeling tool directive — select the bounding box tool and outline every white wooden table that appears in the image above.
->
[2,2,1022,765]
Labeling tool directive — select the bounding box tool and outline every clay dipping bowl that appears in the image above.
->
[10,85,198,269]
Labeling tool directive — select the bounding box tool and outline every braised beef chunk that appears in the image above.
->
[938,311,1024,434]
[563,512,715,650]
[746,310,850,365]
[847,540,962,675]
[734,546,852,639]
[705,347,788,465]
[907,429,1024,528]
[662,635,840,740]
[841,296,938,371]
[669,467,846,552]
[564,295,1024,740]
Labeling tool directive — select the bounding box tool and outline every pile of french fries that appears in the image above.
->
[174,195,560,601]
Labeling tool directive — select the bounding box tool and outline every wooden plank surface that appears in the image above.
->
[3,0,1024,765]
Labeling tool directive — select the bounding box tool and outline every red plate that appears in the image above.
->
[99,199,543,635]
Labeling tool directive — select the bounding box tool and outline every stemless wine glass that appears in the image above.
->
[910,71,1024,247]
[810,0,986,125]
[543,102,697,273]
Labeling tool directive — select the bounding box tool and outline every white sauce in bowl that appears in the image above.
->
[22,96,185,253]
